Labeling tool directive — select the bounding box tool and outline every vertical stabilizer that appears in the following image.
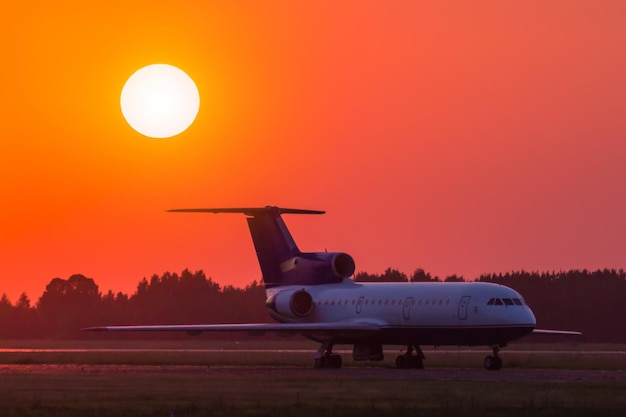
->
[245,207,302,286]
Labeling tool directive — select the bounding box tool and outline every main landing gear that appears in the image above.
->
[395,344,425,369]
[314,341,342,369]
[484,345,503,370]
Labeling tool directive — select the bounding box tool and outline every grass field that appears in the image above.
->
[0,339,624,416]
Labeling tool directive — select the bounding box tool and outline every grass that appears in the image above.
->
[0,340,624,416]
[0,369,624,417]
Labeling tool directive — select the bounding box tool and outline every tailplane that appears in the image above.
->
[168,206,355,288]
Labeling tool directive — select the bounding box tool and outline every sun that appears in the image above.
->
[120,64,200,138]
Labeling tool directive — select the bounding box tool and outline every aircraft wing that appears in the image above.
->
[83,321,382,337]
[532,329,582,336]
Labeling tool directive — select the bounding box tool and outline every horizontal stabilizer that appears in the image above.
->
[167,206,325,216]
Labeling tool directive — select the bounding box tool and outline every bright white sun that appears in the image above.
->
[120,64,200,138]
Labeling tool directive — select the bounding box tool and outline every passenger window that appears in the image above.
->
[352,299,356,305]
[378,300,382,305]
[513,298,522,305]
[365,299,369,305]
[503,298,514,306]
[494,299,503,306]
[385,300,389,305]
[439,300,443,305]
[446,299,450,305]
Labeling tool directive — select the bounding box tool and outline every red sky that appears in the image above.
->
[1,1,625,302]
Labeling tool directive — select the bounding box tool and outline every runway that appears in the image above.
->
[0,363,624,383]
[1,348,625,354]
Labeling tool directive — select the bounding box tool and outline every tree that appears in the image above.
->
[379,268,408,282]
[0,294,12,338]
[354,268,408,282]
[410,268,440,282]
[444,274,465,282]
[37,274,101,338]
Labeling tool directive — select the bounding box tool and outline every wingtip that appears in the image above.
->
[532,329,583,336]
[81,327,107,332]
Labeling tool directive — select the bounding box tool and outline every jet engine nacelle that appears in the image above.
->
[280,252,356,279]
[268,289,314,318]
[317,252,356,278]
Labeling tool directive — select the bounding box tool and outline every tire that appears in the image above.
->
[330,354,342,369]
[395,355,407,369]
[314,357,325,369]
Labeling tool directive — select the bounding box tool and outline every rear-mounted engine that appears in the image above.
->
[280,252,356,280]
[328,252,356,278]
[267,289,314,318]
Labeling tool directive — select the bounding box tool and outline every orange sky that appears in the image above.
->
[1,1,625,302]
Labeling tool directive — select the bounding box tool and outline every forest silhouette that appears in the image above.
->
[0,268,624,342]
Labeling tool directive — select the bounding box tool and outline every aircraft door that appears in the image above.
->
[403,297,413,320]
[458,296,471,320]
[356,296,364,314]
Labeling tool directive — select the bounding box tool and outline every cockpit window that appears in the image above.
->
[488,297,525,306]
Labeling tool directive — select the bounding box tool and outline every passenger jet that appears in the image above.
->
[86,206,580,370]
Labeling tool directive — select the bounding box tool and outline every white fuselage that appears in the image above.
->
[267,279,536,347]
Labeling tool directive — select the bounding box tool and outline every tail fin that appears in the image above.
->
[168,206,354,288]
[245,207,304,285]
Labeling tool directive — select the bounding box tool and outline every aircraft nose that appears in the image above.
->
[525,306,537,327]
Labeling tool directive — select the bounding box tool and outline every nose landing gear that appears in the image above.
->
[484,345,503,370]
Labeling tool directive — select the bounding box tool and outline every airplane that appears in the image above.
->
[86,206,581,370]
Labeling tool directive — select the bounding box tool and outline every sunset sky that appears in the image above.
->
[1,1,625,302]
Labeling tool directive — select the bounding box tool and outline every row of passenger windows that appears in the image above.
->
[316,298,451,307]
[487,298,523,306]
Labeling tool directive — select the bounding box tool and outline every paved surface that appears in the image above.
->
[0,364,624,383]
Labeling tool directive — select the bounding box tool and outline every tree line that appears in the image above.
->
[0,268,624,342]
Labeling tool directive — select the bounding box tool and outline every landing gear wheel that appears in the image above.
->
[328,354,342,369]
[395,355,408,369]
[314,354,342,369]
[314,342,342,369]
[484,346,503,370]
[396,345,425,369]
[314,357,326,369]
